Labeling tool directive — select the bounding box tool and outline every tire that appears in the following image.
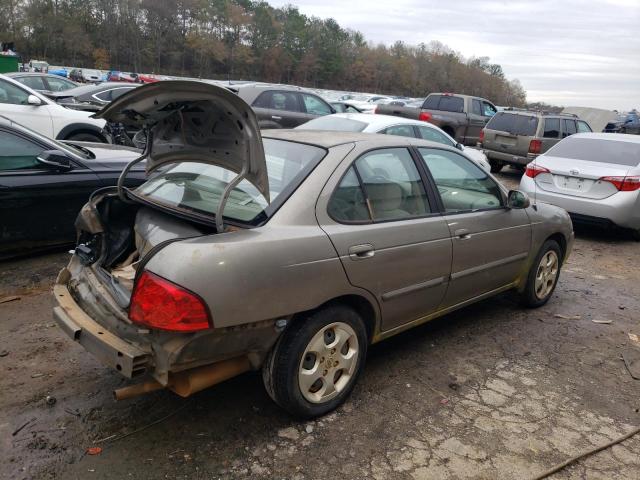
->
[520,239,562,308]
[66,132,103,143]
[489,160,504,173]
[262,305,367,418]
[631,229,640,242]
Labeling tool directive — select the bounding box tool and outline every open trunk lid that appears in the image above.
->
[94,80,269,202]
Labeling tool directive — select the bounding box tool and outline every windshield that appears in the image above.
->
[546,137,640,167]
[135,138,326,225]
[297,116,368,132]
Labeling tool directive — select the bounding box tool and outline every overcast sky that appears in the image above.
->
[269,0,639,109]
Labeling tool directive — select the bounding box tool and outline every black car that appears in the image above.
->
[47,82,139,111]
[231,83,335,128]
[5,72,78,95]
[0,116,145,258]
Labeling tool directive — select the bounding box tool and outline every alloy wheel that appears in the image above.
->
[298,322,359,404]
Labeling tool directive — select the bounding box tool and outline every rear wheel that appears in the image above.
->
[520,240,562,307]
[489,160,504,173]
[262,305,367,418]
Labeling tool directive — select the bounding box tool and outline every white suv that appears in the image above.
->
[0,74,108,142]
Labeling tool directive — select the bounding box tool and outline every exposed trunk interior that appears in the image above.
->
[76,193,215,298]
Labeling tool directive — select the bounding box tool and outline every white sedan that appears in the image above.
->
[296,113,491,172]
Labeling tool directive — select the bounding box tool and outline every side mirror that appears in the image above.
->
[37,150,72,170]
[507,190,530,209]
[27,94,43,106]
[455,142,464,151]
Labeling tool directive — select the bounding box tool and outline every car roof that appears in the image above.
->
[570,132,640,144]
[321,112,436,130]
[262,128,453,150]
[5,72,63,78]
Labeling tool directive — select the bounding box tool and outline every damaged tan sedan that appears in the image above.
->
[53,81,574,418]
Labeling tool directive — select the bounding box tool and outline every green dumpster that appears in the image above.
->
[0,55,20,73]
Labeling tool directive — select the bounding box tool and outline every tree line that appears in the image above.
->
[1,0,527,106]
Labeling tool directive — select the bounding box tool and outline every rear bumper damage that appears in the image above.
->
[53,260,284,398]
[53,272,151,379]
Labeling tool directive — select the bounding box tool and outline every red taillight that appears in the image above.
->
[479,129,485,143]
[599,175,640,192]
[529,139,542,154]
[525,164,550,178]
[418,111,432,122]
[129,271,211,332]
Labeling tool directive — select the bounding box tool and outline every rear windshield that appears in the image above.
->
[546,137,640,166]
[135,139,326,225]
[297,116,367,132]
[422,95,464,113]
[486,112,539,136]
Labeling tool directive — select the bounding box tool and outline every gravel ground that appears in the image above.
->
[1,169,639,480]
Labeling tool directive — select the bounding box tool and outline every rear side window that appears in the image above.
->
[472,99,482,116]
[329,148,431,223]
[546,138,640,166]
[543,118,560,138]
[328,167,370,222]
[384,125,416,138]
[562,119,577,138]
[253,91,300,112]
[17,76,45,91]
[486,112,538,136]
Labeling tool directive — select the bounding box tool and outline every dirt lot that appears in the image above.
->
[1,170,639,480]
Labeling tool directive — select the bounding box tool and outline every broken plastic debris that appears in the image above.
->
[629,333,639,343]
[86,447,103,455]
[591,319,612,324]
[554,314,581,320]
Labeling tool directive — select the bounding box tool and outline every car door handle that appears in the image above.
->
[271,115,282,120]
[454,228,471,239]
[348,244,375,260]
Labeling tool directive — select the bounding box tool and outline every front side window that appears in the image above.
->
[419,148,502,212]
[416,125,455,146]
[577,120,592,133]
[0,79,30,105]
[543,118,560,138]
[336,148,431,222]
[0,130,44,170]
[135,139,325,224]
[301,94,332,115]
[46,77,75,92]
[383,125,416,138]
[562,119,577,138]
[482,101,497,117]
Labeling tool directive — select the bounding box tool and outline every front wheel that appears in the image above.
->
[520,240,562,308]
[262,305,367,418]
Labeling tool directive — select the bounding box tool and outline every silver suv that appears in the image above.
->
[480,110,592,172]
